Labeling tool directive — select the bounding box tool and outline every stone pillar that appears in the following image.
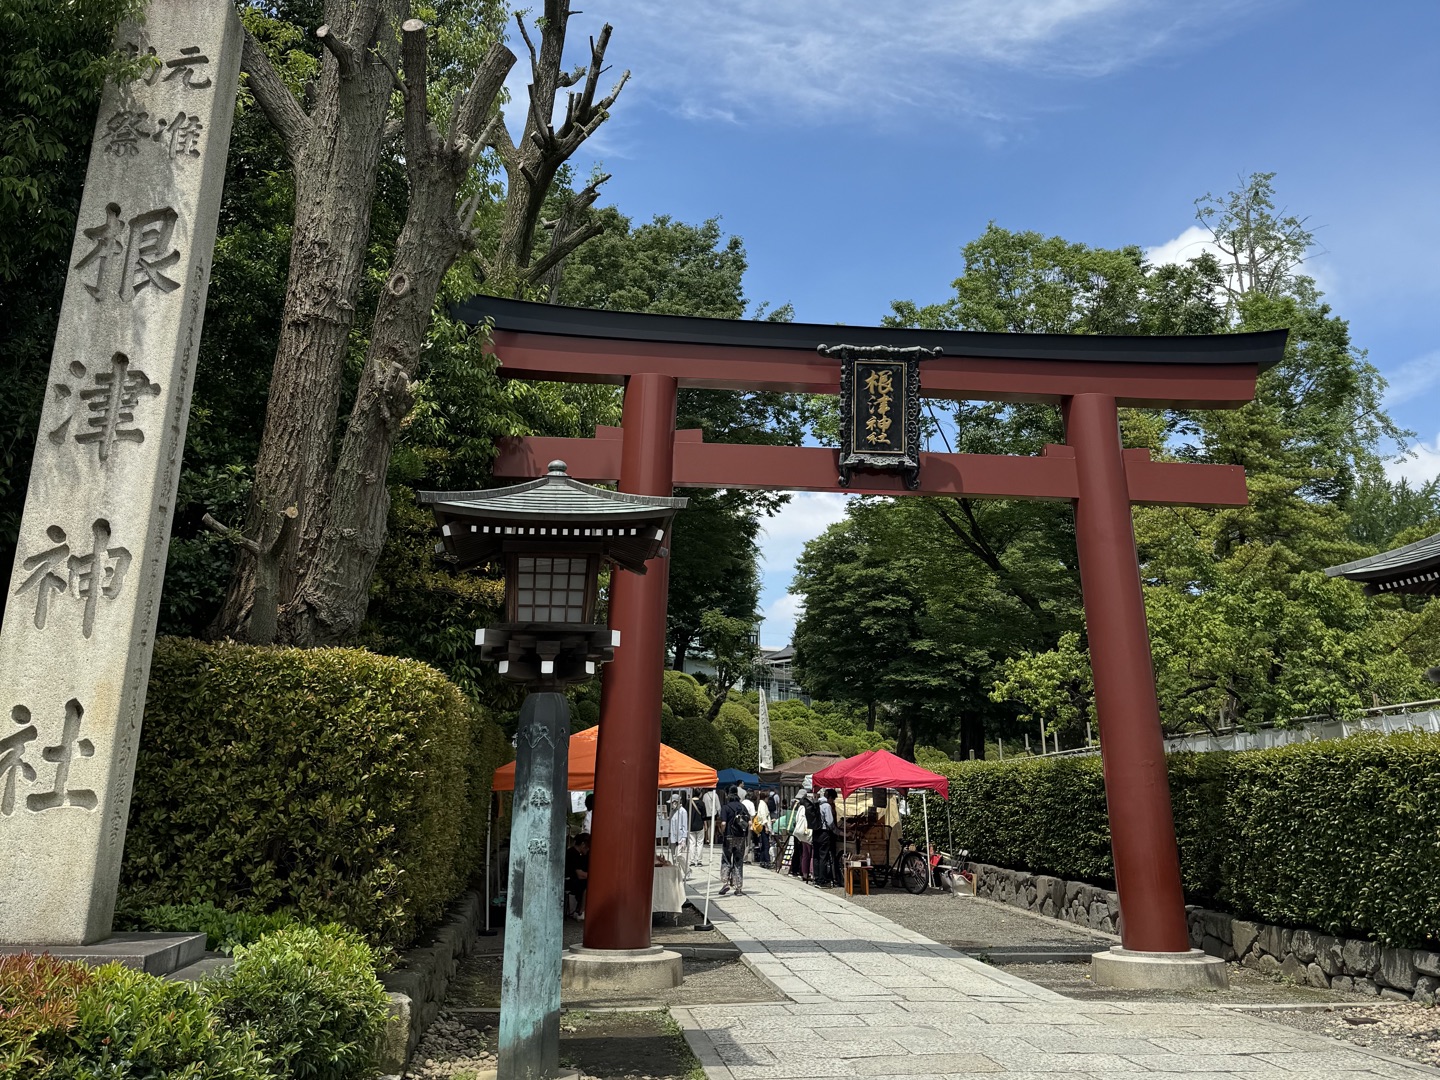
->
[0,0,241,945]
[498,691,571,1080]
[1065,392,1190,954]
[583,373,677,951]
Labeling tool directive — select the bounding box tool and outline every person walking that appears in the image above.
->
[667,794,691,878]
[702,786,720,846]
[686,790,706,867]
[752,786,772,867]
[814,787,838,887]
[717,786,751,896]
[738,785,757,864]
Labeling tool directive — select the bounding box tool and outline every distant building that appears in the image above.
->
[751,645,809,703]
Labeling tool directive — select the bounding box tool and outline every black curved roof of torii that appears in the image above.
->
[452,296,1288,370]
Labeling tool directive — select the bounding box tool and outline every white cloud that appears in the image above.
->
[760,592,805,651]
[592,0,1252,125]
[755,492,854,647]
[1382,350,1440,405]
[1145,222,1338,300]
[758,491,853,576]
[1386,433,1440,488]
[1144,225,1225,268]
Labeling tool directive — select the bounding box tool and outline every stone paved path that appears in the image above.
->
[671,863,1438,1079]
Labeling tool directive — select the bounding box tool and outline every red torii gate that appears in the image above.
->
[462,296,1285,965]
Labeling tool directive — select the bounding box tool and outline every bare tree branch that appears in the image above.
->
[452,38,517,145]
[239,28,311,160]
[315,23,360,79]
[525,220,601,282]
[201,513,261,555]
[399,19,430,162]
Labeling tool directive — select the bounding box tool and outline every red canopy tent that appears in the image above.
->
[812,750,950,872]
[812,749,949,799]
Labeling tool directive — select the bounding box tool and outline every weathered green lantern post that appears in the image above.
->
[421,461,684,1080]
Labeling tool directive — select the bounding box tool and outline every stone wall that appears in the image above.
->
[966,861,1438,1004]
[377,891,486,1074]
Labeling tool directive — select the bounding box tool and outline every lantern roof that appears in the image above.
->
[419,460,686,573]
[1325,530,1440,596]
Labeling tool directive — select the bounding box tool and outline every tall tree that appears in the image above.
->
[212,0,627,644]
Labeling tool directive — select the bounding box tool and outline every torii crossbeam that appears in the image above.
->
[457,296,1285,974]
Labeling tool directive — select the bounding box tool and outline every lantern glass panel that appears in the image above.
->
[515,555,590,624]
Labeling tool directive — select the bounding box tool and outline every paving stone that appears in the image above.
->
[839,1053,1003,1074]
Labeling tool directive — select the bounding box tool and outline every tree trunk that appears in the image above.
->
[213,0,403,641]
[894,714,915,762]
[671,631,692,673]
[282,29,515,645]
[219,3,624,645]
[866,700,876,732]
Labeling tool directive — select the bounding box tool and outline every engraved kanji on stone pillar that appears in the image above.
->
[0,0,241,946]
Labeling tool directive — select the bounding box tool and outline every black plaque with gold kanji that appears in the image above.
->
[822,343,940,490]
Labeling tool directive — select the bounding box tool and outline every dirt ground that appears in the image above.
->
[403,1010,704,1080]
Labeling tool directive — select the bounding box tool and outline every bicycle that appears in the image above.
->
[867,842,930,894]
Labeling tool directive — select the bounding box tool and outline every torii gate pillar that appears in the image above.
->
[582,373,678,953]
[1066,394,1188,952]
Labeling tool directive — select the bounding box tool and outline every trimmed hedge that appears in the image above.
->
[121,638,510,948]
[921,731,1440,948]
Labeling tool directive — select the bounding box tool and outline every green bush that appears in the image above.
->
[923,731,1440,948]
[117,901,298,956]
[204,924,390,1080]
[0,954,267,1080]
[122,638,507,948]
[661,669,709,719]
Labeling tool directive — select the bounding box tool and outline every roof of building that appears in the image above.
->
[454,296,1287,369]
[1325,531,1440,596]
[420,461,687,573]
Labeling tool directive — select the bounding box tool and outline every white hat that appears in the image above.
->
[668,794,681,804]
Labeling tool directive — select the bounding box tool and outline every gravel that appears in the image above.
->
[401,1010,701,1080]
[843,890,1113,948]
[1262,1004,1440,1069]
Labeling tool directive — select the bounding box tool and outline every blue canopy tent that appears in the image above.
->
[716,767,759,787]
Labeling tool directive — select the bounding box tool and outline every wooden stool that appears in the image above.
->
[844,862,870,896]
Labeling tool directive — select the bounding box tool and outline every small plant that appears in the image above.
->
[118,900,299,955]
[203,923,390,1080]
[0,953,94,1075]
[1,955,267,1079]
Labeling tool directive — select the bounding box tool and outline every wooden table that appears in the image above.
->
[844,862,871,896]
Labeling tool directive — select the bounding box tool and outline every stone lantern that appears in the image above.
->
[420,461,684,1080]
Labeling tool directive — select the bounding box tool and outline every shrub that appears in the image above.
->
[0,955,267,1080]
[117,901,298,956]
[921,731,1440,948]
[122,638,507,948]
[204,924,390,1080]
[661,669,709,719]
[0,954,94,1075]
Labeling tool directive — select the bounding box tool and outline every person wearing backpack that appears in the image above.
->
[718,787,751,896]
[687,791,706,868]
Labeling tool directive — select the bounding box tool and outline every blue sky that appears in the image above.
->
[522,0,1440,648]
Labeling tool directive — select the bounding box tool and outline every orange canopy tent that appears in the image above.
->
[491,726,717,792]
